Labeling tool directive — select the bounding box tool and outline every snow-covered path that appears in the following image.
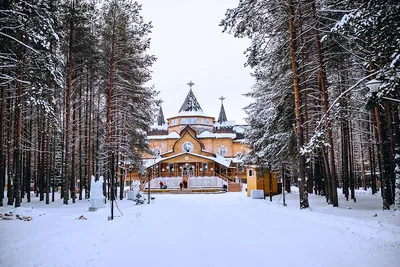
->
[1,191,399,267]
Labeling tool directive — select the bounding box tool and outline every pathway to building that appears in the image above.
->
[0,191,399,267]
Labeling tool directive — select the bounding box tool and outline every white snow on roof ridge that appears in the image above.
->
[167,131,180,138]
[177,110,207,116]
[197,131,215,138]
[150,123,168,131]
[214,133,236,139]
[213,120,236,128]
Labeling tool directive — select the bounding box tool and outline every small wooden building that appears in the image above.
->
[246,166,279,197]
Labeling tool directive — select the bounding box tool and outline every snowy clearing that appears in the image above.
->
[1,188,399,267]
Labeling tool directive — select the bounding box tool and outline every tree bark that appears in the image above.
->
[63,0,75,205]
[287,0,308,209]
[71,101,77,203]
[312,1,338,207]
[14,30,26,207]
[0,86,6,206]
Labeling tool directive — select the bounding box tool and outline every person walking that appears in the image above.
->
[159,181,164,189]
[179,182,183,191]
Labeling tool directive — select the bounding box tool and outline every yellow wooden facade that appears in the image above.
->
[246,166,279,197]
[126,84,250,187]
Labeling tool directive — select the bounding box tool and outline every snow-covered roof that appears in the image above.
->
[229,157,244,164]
[233,125,246,134]
[197,130,214,138]
[143,157,164,168]
[189,153,232,168]
[150,123,168,131]
[147,135,167,140]
[213,120,236,128]
[147,131,180,140]
[144,152,232,168]
[197,131,237,139]
[215,133,236,139]
[179,87,203,113]
[167,131,180,139]
[217,103,228,123]
[176,110,206,116]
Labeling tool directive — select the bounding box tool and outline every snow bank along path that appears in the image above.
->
[0,191,399,267]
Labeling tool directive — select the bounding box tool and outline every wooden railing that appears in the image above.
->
[215,172,233,183]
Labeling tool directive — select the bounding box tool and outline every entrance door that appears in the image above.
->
[182,164,194,188]
[182,164,194,177]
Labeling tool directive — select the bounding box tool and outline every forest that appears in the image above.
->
[221,0,400,209]
[0,0,399,211]
[1,0,157,207]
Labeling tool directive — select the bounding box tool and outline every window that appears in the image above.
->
[202,162,208,171]
[168,163,174,172]
[181,117,198,124]
[205,119,210,124]
[171,119,178,126]
[182,142,194,152]
[237,163,244,172]
[218,145,227,156]
[248,169,254,177]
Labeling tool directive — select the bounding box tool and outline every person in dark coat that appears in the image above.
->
[179,182,183,191]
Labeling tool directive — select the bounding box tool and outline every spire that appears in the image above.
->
[217,95,227,123]
[157,103,165,126]
[178,80,203,113]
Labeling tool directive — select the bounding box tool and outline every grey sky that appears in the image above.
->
[139,0,254,125]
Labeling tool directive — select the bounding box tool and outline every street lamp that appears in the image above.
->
[366,79,381,94]
[128,165,134,191]
[366,79,400,103]
[268,163,272,202]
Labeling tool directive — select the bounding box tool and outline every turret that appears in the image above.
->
[217,95,227,123]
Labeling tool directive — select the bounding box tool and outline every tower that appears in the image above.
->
[217,95,227,123]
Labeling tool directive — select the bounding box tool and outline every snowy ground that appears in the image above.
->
[1,188,399,267]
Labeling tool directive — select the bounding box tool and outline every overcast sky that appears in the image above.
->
[139,0,254,125]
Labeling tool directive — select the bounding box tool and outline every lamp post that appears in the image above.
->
[268,163,272,202]
[282,162,286,206]
[261,164,265,200]
[128,165,134,191]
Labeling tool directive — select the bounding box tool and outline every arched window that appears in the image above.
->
[218,145,227,156]
[182,142,194,152]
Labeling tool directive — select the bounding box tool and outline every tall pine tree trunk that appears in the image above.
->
[0,86,5,206]
[64,0,75,204]
[312,1,338,207]
[46,121,50,204]
[287,0,308,209]
[71,101,77,203]
[14,33,26,207]
[341,119,350,201]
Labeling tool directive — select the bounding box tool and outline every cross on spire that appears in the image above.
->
[219,95,225,103]
[187,80,195,90]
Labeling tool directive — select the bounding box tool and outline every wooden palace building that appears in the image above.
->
[129,81,250,192]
